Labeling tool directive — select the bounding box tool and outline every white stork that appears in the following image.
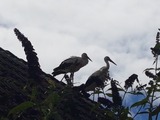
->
[52,53,92,82]
[84,66,109,92]
[83,56,116,99]
[104,56,117,70]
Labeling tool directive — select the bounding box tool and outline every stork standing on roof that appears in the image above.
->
[84,67,109,91]
[103,56,116,71]
[83,56,116,99]
[52,53,92,83]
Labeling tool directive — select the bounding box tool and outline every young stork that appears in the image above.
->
[83,56,116,99]
[52,53,92,83]
[84,66,109,92]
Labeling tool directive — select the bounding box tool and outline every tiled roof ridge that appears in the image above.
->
[0,28,110,120]
[0,47,27,64]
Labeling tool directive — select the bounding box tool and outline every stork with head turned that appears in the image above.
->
[52,53,92,83]
[83,56,116,99]
[104,56,116,70]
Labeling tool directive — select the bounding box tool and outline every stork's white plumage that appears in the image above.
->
[84,67,109,92]
[52,53,92,81]
[84,56,116,92]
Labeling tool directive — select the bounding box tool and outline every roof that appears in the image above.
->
[0,47,110,120]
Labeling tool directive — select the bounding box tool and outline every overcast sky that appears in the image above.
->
[0,0,160,86]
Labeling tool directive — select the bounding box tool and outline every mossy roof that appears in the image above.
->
[0,47,110,120]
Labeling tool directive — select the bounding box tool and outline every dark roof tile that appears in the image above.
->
[0,47,110,120]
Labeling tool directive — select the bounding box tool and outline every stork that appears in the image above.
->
[104,56,116,70]
[84,66,109,92]
[52,53,92,83]
[83,56,116,100]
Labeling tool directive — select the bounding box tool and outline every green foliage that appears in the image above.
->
[0,117,9,120]
[41,92,62,120]
[91,29,160,120]
[6,80,64,120]
[124,30,160,120]
[130,98,148,108]
[8,101,35,118]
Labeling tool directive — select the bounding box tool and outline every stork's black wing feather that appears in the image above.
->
[85,76,104,88]
[54,57,80,71]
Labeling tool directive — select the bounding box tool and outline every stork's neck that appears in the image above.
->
[81,58,89,67]
[106,61,110,70]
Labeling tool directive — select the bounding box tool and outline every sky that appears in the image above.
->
[0,0,160,88]
[1,0,160,119]
[0,0,160,85]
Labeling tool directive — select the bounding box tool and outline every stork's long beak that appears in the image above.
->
[109,58,116,65]
[87,56,92,62]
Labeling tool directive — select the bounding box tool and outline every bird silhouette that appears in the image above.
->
[84,66,109,92]
[83,56,116,99]
[52,53,92,83]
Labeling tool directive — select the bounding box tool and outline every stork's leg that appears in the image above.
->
[64,74,73,87]
[97,88,101,100]
[102,88,106,99]
[70,72,74,84]
[98,92,99,99]
[60,74,66,82]
[93,91,95,101]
